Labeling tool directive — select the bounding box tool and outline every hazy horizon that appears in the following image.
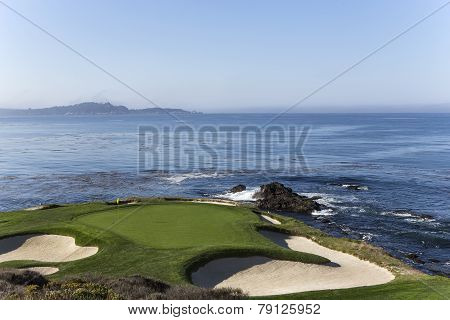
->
[1,0,449,113]
[2,101,450,114]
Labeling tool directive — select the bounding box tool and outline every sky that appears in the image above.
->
[0,0,449,112]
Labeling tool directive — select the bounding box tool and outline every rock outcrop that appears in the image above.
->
[254,182,320,214]
[230,184,246,193]
[341,184,369,191]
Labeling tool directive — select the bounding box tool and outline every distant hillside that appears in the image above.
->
[0,102,198,116]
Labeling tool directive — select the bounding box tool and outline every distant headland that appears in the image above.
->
[0,102,200,116]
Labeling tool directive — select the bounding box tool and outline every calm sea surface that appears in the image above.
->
[0,113,449,275]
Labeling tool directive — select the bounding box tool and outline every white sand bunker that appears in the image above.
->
[24,206,46,211]
[192,200,237,206]
[260,215,281,225]
[192,230,394,296]
[22,267,60,275]
[0,234,98,263]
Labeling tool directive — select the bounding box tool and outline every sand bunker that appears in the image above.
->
[23,267,60,275]
[260,215,281,225]
[192,200,237,206]
[24,204,60,211]
[24,206,46,211]
[0,234,98,263]
[192,230,394,296]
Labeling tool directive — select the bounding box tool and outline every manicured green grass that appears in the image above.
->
[77,203,263,249]
[0,199,448,299]
[0,200,326,285]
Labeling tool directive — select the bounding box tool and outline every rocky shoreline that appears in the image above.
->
[229,182,322,214]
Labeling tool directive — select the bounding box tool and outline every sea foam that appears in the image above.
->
[217,187,260,201]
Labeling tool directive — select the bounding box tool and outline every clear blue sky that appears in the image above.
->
[0,0,449,112]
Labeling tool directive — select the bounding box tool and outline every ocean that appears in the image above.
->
[0,113,449,276]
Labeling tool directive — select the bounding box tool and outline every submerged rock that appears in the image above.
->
[405,253,425,264]
[341,184,369,191]
[396,210,434,220]
[319,218,332,224]
[254,182,321,214]
[230,184,246,193]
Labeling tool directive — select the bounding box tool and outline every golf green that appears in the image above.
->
[77,203,264,249]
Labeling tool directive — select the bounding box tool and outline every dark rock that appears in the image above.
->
[342,184,369,191]
[421,214,434,220]
[254,182,321,214]
[405,253,425,264]
[230,184,246,193]
[106,197,140,205]
[392,210,435,221]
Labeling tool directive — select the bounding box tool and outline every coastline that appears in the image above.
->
[1,197,448,299]
[2,113,449,278]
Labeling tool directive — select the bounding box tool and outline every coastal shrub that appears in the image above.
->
[0,279,23,299]
[164,286,244,300]
[99,275,171,299]
[0,272,247,300]
[0,270,48,286]
[24,284,39,299]
[43,279,119,300]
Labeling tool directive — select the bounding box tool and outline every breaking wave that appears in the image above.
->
[162,172,224,184]
[216,187,260,201]
[380,210,438,224]
[311,208,335,216]
[299,192,356,208]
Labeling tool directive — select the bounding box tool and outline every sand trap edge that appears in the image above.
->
[0,234,98,264]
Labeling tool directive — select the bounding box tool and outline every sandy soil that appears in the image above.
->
[0,234,98,263]
[192,230,394,296]
[260,215,281,225]
[192,200,237,206]
[24,206,46,211]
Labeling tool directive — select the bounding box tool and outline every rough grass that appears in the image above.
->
[259,275,450,300]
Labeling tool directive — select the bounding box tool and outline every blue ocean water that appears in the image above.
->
[0,113,449,275]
